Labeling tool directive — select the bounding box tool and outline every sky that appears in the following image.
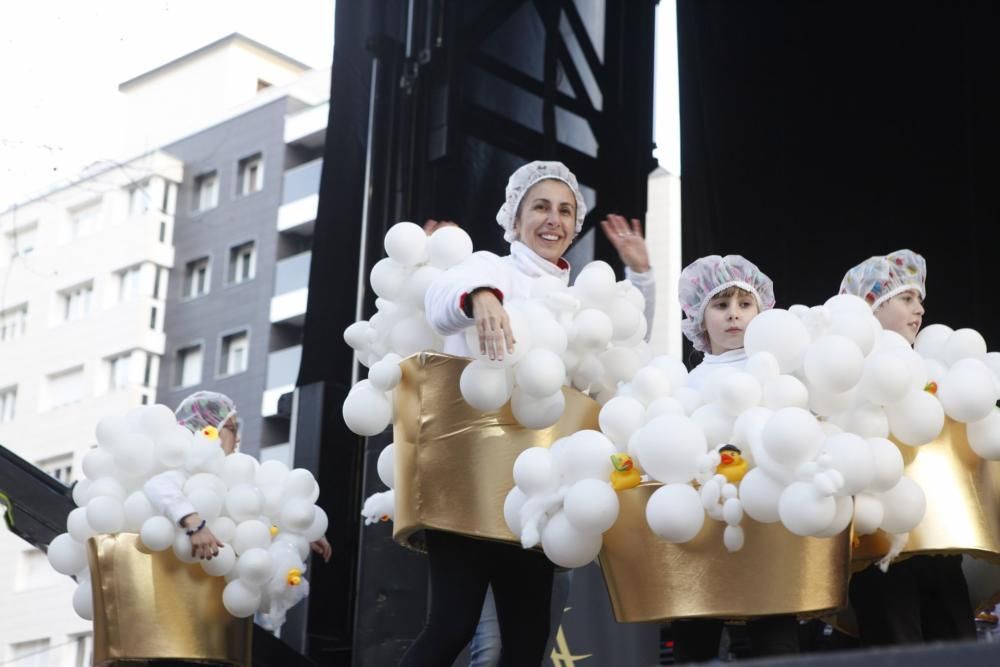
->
[0,0,679,210]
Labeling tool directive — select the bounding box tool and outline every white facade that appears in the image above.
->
[0,150,181,664]
[646,167,683,359]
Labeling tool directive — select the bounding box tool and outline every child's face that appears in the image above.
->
[703,291,760,355]
[875,289,924,344]
[219,417,240,455]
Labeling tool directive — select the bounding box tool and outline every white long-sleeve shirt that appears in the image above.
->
[686,348,748,392]
[143,470,196,526]
[424,241,656,356]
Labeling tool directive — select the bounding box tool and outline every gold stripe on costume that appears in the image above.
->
[600,483,851,622]
[88,533,252,666]
[391,352,600,549]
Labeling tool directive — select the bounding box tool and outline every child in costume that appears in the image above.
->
[840,249,975,645]
[672,255,800,662]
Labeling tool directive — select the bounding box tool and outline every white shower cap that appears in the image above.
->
[839,249,926,310]
[495,161,587,243]
[679,255,776,353]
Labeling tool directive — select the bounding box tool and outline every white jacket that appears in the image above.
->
[424,241,656,356]
[144,470,196,526]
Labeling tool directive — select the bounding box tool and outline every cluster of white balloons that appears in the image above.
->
[501,430,619,568]
[361,444,396,525]
[46,405,327,628]
[457,261,652,429]
[342,222,474,436]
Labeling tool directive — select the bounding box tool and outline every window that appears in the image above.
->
[128,181,151,216]
[59,282,94,322]
[183,257,210,299]
[107,352,131,391]
[143,353,158,387]
[10,638,51,667]
[161,181,178,214]
[176,344,203,388]
[39,453,74,484]
[116,265,143,302]
[257,78,273,91]
[219,331,249,376]
[237,154,264,196]
[0,386,16,423]
[0,303,28,341]
[46,366,84,408]
[6,223,37,256]
[192,171,219,212]
[228,241,256,284]
[73,634,93,667]
[62,201,101,242]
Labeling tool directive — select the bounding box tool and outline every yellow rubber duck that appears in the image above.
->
[610,453,642,491]
[287,568,303,586]
[201,425,219,440]
[270,524,280,538]
[716,444,749,484]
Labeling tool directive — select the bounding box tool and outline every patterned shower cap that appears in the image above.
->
[495,161,587,243]
[679,255,776,353]
[839,249,926,310]
[175,391,238,434]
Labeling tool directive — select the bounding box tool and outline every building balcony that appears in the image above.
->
[284,103,328,149]
[277,158,322,235]
[270,251,311,326]
[261,344,301,418]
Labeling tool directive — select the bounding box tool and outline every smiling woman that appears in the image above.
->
[512,179,577,263]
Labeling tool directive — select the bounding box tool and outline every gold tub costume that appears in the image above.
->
[87,533,252,666]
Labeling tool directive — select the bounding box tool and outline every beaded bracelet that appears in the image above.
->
[185,519,207,536]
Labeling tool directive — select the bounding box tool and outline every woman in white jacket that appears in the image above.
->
[401,161,654,667]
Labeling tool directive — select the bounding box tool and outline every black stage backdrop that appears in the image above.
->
[677,0,1000,347]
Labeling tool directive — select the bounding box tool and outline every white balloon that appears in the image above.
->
[690,403,734,449]
[744,309,811,373]
[459,361,513,411]
[803,335,865,394]
[644,396,686,424]
[778,482,837,536]
[279,499,316,533]
[635,415,707,483]
[563,479,619,534]
[72,479,92,507]
[968,408,1000,460]
[531,314,570,356]
[853,493,884,535]
[599,396,645,446]
[255,460,290,491]
[285,469,318,499]
[399,265,444,311]
[828,310,876,356]
[303,507,329,542]
[937,358,998,423]
[645,483,705,543]
[723,525,745,552]
[717,372,762,417]
[343,380,393,436]
[209,517,237,544]
[868,437,904,491]
[808,386,858,418]
[944,328,988,365]
[82,448,117,480]
[859,353,912,406]
[672,387,703,416]
[571,309,614,351]
[185,472,228,498]
[369,356,403,391]
[761,408,824,467]
[114,434,156,477]
[384,222,428,267]
[722,497,743,526]
[511,387,565,429]
[426,225,473,269]
[185,437,225,474]
[86,495,125,534]
[377,444,395,488]
[155,426,193,468]
[233,520,272,556]
[570,353,605,391]
[389,314,442,357]
[515,349,566,397]
[824,294,873,319]
[816,495,854,537]
[738,468,783,523]
[223,579,262,618]
[73,582,93,620]
[608,300,643,342]
[550,430,617,485]
[878,477,926,534]
[226,485,263,523]
[140,516,175,551]
[67,507,96,543]
[821,433,874,495]
[886,390,945,446]
[221,453,258,488]
[369,257,409,299]
[762,375,809,410]
[343,320,374,352]
[138,404,177,437]
[173,530,200,564]
[48,533,87,575]
[512,447,558,495]
[541,511,603,568]
[503,487,527,536]
[123,491,154,531]
[744,351,781,384]
[573,261,617,308]
[914,324,954,362]
[236,547,274,586]
[95,415,130,449]
[201,543,237,576]
[832,404,889,439]
[730,406,772,459]
[803,305,833,341]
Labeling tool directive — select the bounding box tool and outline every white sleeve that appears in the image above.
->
[625,266,656,341]
[144,470,196,526]
[424,252,506,338]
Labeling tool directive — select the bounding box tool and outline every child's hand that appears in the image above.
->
[310,536,332,562]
